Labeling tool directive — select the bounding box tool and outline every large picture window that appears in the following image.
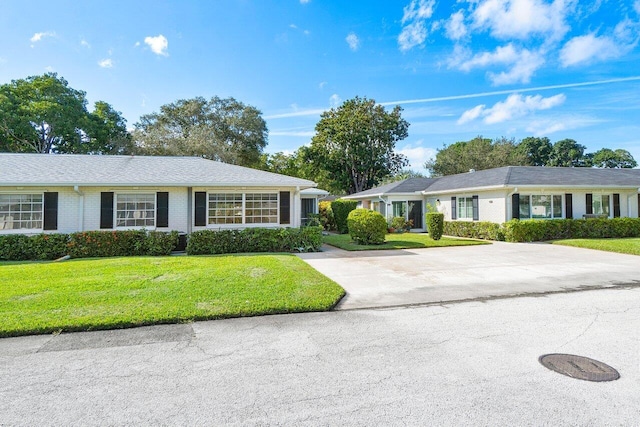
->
[519,194,562,219]
[208,193,278,225]
[592,194,610,216]
[0,194,43,230]
[116,194,155,227]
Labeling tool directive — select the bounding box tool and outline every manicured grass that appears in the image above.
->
[552,238,640,256]
[323,232,490,251]
[0,254,345,337]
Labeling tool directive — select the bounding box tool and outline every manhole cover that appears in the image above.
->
[539,353,620,382]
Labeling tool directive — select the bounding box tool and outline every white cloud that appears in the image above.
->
[144,34,169,56]
[319,81,327,89]
[398,141,437,168]
[471,0,570,41]
[346,32,360,51]
[634,0,640,14]
[329,94,342,108]
[559,33,619,67]
[98,58,113,68]
[80,39,90,48]
[300,0,310,3]
[453,44,545,85]
[30,32,56,47]
[445,10,467,40]
[398,0,435,51]
[44,66,55,72]
[457,93,566,125]
[525,120,566,135]
[270,129,315,137]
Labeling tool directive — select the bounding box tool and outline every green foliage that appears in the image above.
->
[426,212,444,240]
[548,139,588,167]
[552,238,640,256]
[0,73,130,154]
[133,96,267,167]
[307,96,409,194]
[318,201,336,231]
[503,218,640,242]
[389,216,412,232]
[323,232,489,251]
[589,148,637,169]
[186,227,323,255]
[331,199,358,234]
[0,231,179,261]
[347,209,387,245]
[443,221,505,241]
[516,136,552,166]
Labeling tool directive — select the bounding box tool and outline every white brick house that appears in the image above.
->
[344,166,640,230]
[0,154,318,235]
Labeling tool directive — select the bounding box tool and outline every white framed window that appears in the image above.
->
[245,193,278,224]
[457,197,474,219]
[116,193,155,228]
[519,194,562,219]
[0,194,43,230]
[207,192,278,225]
[208,193,243,225]
[592,194,610,216]
[392,201,406,218]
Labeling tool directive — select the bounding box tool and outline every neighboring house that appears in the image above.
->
[344,166,640,230]
[0,153,319,235]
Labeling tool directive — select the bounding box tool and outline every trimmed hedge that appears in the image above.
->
[426,212,445,240]
[443,218,640,243]
[186,226,323,255]
[347,209,387,245]
[318,201,336,231]
[0,230,179,261]
[443,221,504,241]
[331,199,358,234]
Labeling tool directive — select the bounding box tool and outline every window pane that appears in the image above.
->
[553,195,562,218]
[601,195,610,216]
[519,196,530,219]
[531,195,551,219]
[244,193,278,224]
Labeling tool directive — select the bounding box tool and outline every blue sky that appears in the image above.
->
[1,0,640,172]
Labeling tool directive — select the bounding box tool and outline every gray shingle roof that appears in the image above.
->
[345,166,640,198]
[344,177,438,198]
[0,153,316,188]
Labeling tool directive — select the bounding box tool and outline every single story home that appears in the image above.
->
[344,166,640,231]
[0,153,321,235]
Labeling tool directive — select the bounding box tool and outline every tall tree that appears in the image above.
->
[425,136,525,176]
[516,136,553,166]
[133,96,268,167]
[86,101,133,154]
[307,96,409,194]
[589,148,637,168]
[548,139,587,167]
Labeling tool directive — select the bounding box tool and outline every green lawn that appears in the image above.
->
[552,238,640,256]
[323,232,490,251]
[0,254,345,338]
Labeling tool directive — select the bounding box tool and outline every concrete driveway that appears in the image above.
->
[297,241,640,309]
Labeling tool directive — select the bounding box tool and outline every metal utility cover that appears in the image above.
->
[539,353,620,382]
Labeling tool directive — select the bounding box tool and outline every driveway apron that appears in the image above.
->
[296,241,640,309]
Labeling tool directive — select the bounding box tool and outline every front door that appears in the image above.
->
[301,198,316,226]
[408,201,423,229]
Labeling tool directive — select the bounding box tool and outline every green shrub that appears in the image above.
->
[389,216,412,232]
[0,234,34,261]
[186,227,323,255]
[331,199,358,234]
[147,231,180,256]
[347,209,387,245]
[443,221,504,241]
[503,218,640,242]
[67,230,148,258]
[318,201,336,231]
[426,212,444,240]
[29,233,70,260]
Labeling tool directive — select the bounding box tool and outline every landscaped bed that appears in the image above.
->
[323,233,490,251]
[0,254,345,338]
[552,237,640,256]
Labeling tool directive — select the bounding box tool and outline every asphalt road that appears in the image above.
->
[1,287,639,426]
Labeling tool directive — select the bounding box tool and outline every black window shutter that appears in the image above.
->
[472,195,479,221]
[638,194,640,218]
[43,192,58,231]
[157,192,169,227]
[586,193,593,215]
[280,191,290,225]
[565,193,573,219]
[194,192,207,227]
[451,197,457,220]
[613,193,620,218]
[511,193,520,220]
[100,192,114,229]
